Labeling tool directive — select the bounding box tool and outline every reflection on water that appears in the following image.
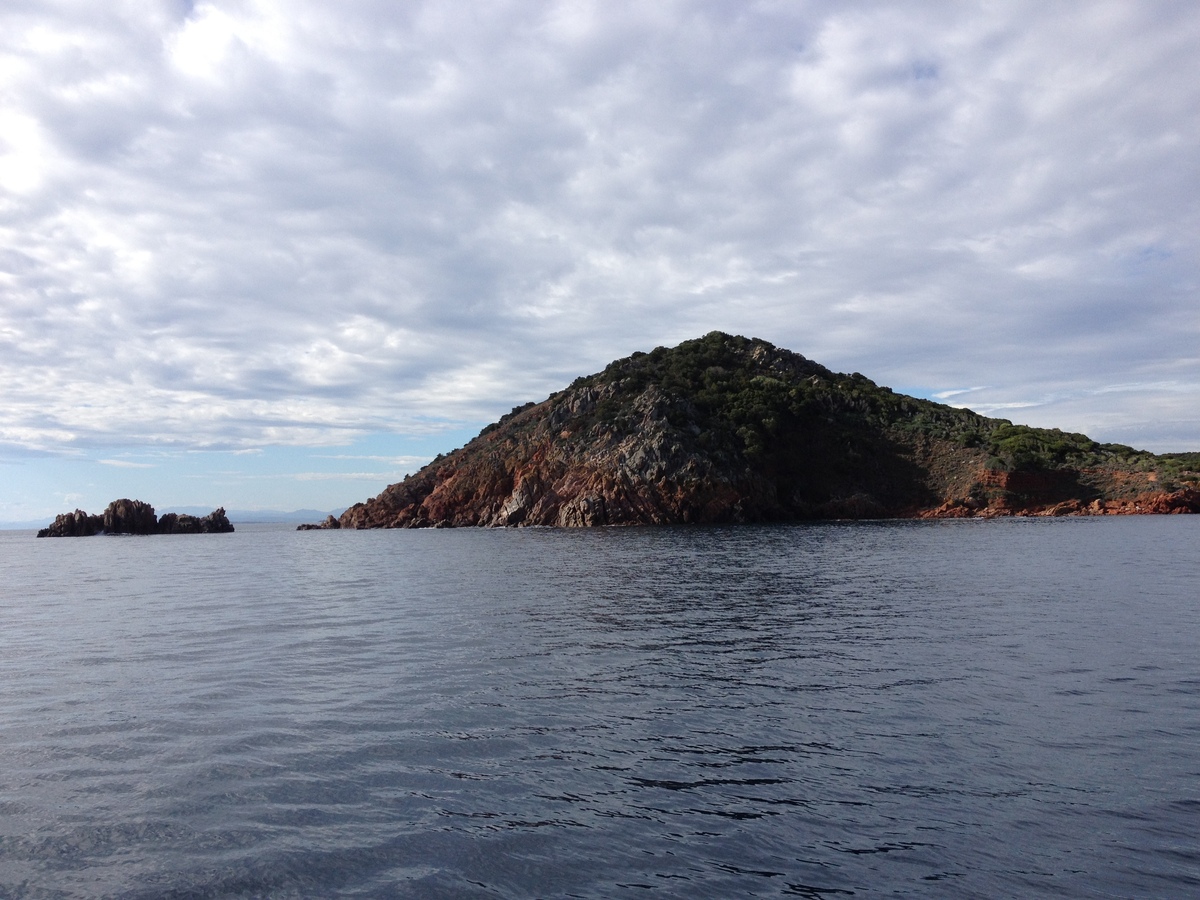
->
[1,518,1198,897]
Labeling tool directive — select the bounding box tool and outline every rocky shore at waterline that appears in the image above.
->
[37,499,234,537]
[297,515,341,531]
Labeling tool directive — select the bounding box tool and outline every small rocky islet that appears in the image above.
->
[37,499,234,537]
[306,332,1200,530]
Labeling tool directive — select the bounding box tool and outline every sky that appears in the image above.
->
[2,0,1198,524]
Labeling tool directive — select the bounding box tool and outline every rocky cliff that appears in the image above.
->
[331,333,1200,529]
[37,500,235,537]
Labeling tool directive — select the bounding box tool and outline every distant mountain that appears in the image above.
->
[329,332,1200,529]
[1,517,66,531]
[166,507,346,524]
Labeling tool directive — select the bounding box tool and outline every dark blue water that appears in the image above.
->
[1,518,1198,898]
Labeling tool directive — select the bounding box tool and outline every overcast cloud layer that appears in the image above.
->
[2,1,1199,518]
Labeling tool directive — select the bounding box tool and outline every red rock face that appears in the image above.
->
[340,401,1196,529]
[339,390,791,530]
[1073,488,1200,516]
[918,478,1200,519]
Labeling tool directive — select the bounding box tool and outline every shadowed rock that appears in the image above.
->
[103,498,158,535]
[37,509,104,537]
[158,508,234,534]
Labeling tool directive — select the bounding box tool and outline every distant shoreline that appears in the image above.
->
[3,508,347,531]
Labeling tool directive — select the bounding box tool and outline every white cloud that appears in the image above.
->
[0,110,57,194]
[314,454,430,467]
[288,471,408,482]
[932,388,986,401]
[167,4,241,81]
[0,0,1198,478]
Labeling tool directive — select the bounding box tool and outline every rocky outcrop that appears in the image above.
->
[297,515,341,531]
[332,333,1200,529]
[37,500,234,537]
[37,509,104,537]
[158,508,235,534]
[919,486,1200,519]
[103,498,158,535]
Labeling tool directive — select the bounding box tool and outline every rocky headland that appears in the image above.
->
[38,499,234,537]
[316,333,1200,529]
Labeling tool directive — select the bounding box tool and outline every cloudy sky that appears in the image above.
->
[2,0,1198,523]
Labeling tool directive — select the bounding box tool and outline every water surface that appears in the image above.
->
[1,518,1198,897]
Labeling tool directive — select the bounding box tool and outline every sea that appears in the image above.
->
[1,517,1197,898]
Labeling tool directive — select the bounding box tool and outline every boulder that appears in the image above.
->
[198,507,234,533]
[36,509,103,538]
[103,498,158,535]
[297,514,341,531]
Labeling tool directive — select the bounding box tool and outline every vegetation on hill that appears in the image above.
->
[333,332,1200,528]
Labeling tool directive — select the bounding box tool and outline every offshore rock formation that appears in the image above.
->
[37,500,234,537]
[158,509,236,534]
[297,515,341,531]
[329,333,1200,529]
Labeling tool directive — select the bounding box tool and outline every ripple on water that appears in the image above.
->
[0,518,1198,897]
